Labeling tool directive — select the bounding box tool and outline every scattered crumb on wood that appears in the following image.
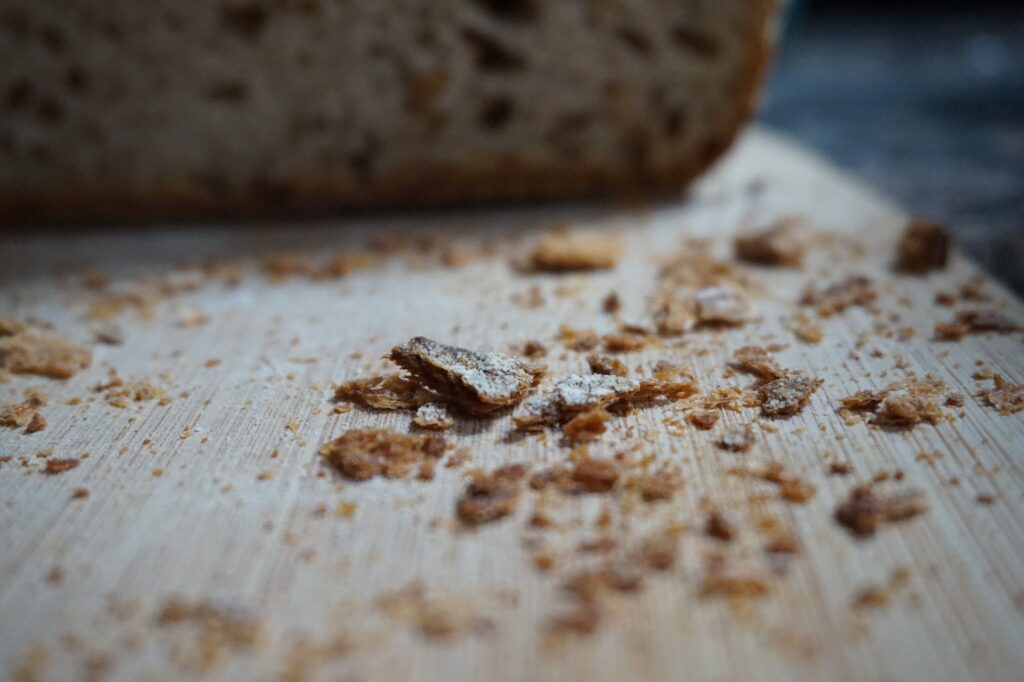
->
[319,428,446,481]
[896,216,949,274]
[734,217,807,267]
[456,464,528,525]
[835,484,928,537]
[390,337,544,415]
[521,230,620,272]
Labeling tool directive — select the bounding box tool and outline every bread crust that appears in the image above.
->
[0,1,777,226]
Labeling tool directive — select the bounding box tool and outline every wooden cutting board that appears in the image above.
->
[1,127,1022,682]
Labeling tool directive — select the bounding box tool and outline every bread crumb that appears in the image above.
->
[700,560,769,599]
[558,326,600,352]
[72,487,90,499]
[717,425,754,452]
[980,375,1024,415]
[413,403,454,430]
[390,337,544,415]
[801,276,876,317]
[319,428,446,481]
[731,346,785,382]
[734,217,807,267]
[835,484,927,537]
[515,372,696,431]
[44,458,79,474]
[789,311,824,343]
[0,326,92,379]
[935,308,1020,340]
[586,354,628,377]
[705,511,736,541]
[334,374,432,410]
[456,464,528,525]
[897,216,949,273]
[841,376,949,427]
[694,285,751,325]
[156,598,261,671]
[759,373,821,417]
[522,230,620,272]
[688,409,720,430]
[562,408,611,444]
[602,291,621,314]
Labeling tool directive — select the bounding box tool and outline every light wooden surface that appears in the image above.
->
[1,128,1022,682]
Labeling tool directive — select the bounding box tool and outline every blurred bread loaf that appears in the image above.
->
[0,0,777,222]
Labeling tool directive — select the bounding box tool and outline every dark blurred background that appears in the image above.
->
[760,0,1024,293]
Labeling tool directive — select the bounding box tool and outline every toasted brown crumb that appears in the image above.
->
[522,231,620,272]
[518,340,548,359]
[156,598,261,670]
[976,493,996,505]
[333,374,432,410]
[628,467,683,502]
[558,326,600,352]
[602,291,621,314]
[731,346,786,382]
[700,560,769,599]
[0,327,92,379]
[602,329,653,352]
[790,311,824,343]
[44,458,79,474]
[413,403,454,430]
[390,337,543,415]
[980,375,1024,415]
[688,409,720,430]
[835,484,928,537]
[1,394,45,430]
[456,464,528,525]
[764,532,800,555]
[717,424,754,452]
[828,462,853,476]
[586,354,628,377]
[319,428,446,481]
[734,217,807,267]
[640,531,679,570]
[759,373,821,417]
[778,477,816,503]
[71,487,89,499]
[705,511,736,541]
[841,376,949,427]
[562,408,611,444]
[935,308,1020,340]
[802,276,877,317]
[25,412,46,433]
[897,216,949,274]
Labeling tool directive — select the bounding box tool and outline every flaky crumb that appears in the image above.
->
[980,374,1024,415]
[935,308,1020,340]
[522,230,620,272]
[734,217,807,267]
[759,373,821,417]
[44,458,79,474]
[841,376,949,427]
[835,484,928,537]
[705,511,735,541]
[0,327,92,379]
[694,285,751,325]
[731,346,785,382]
[802,276,876,317]
[586,354,628,377]
[456,464,527,525]
[413,403,455,430]
[562,408,611,444]
[390,337,543,415]
[333,374,432,410]
[896,216,949,274]
[319,428,446,481]
[717,425,754,452]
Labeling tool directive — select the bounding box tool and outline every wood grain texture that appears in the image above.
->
[1,128,1022,681]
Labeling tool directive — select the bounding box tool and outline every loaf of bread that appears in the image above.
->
[0,1,777,222]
